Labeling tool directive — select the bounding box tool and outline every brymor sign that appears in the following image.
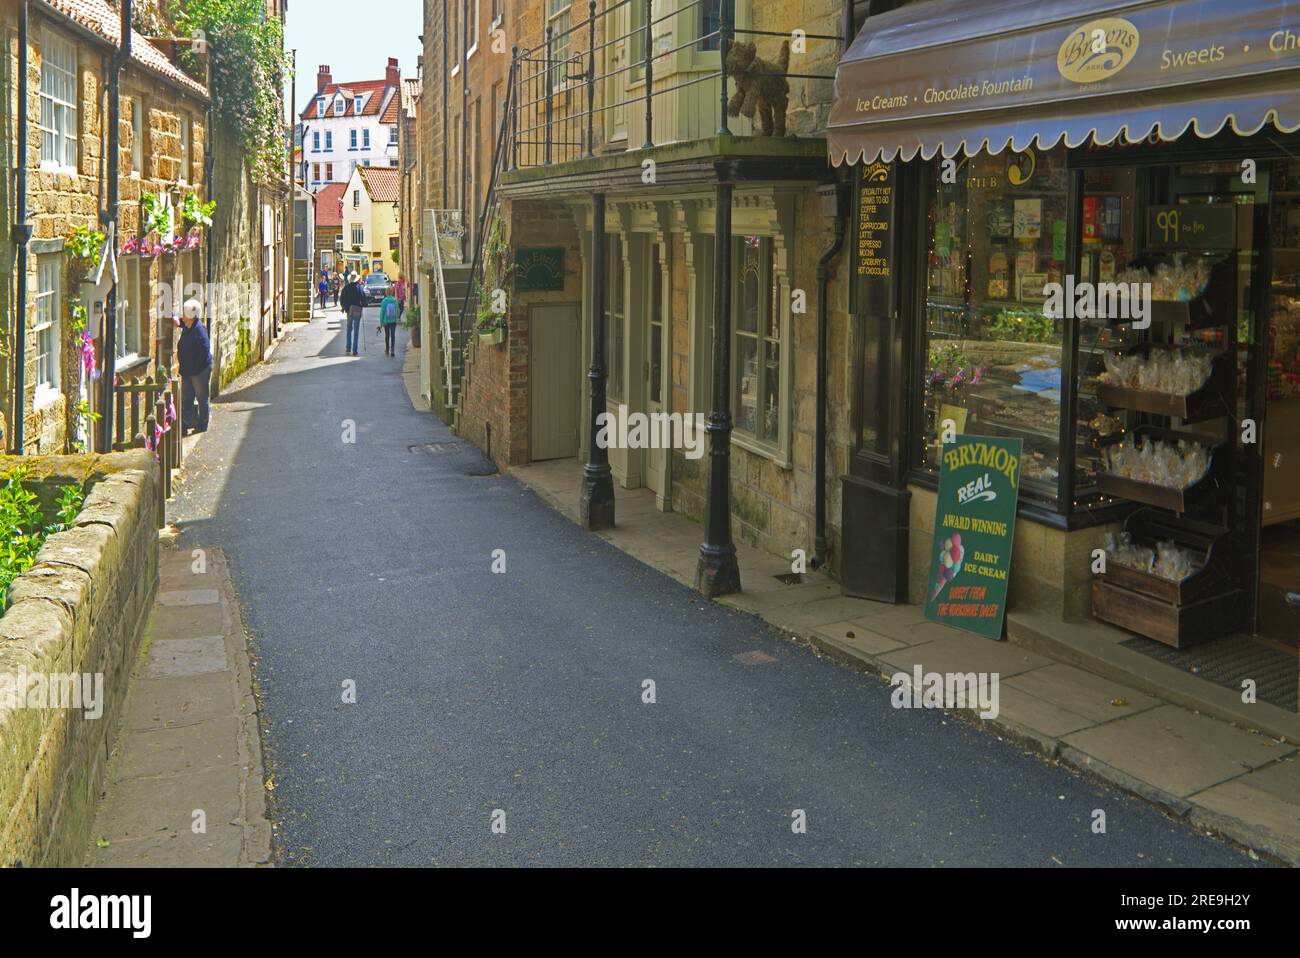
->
[924,436,1023,641]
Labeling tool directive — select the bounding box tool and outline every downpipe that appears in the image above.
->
[809,178,849,571]
[11,0,31,453]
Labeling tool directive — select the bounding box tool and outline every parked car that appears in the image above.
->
[363,272,392,305]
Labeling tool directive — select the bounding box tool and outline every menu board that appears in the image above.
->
[924,435,1023,640]
[1146,204,1237,252]
[856,161,894,279]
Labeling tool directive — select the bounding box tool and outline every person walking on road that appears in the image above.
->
[394,275,408,319]
[340,271,366,356]
[318,274,329,310]
[379,290,401,356]
[178,299,213,435]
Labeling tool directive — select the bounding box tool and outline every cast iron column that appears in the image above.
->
[696,177,740,596]
[580,193,615,529]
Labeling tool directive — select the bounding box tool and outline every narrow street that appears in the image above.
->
[169,306,1254,868]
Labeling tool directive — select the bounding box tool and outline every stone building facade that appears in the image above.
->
[3,0,210,455]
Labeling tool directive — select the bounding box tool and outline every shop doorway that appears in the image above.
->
[530,303,581,461]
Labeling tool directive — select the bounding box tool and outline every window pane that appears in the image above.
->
[735,334,759,434]
[921,145,1068,505]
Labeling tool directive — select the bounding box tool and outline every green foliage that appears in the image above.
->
[391,249,400,265]
[474,214,513,333]
[402,302,420,331]
[65,225,106,278]
[172,0,289,184]
[140,191,172,236]
[0,467,83,611]
[181,192,217,229]
[987,307,1059,344]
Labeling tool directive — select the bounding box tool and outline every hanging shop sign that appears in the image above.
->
[515,247,565,292]
[856,161,893,279]
[924,435,1023,640]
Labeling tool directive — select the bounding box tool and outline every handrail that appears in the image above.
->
[429,210,456,401]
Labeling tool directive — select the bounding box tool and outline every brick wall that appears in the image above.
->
[0,450,161,867]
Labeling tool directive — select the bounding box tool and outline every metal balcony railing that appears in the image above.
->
[508,0,841,170]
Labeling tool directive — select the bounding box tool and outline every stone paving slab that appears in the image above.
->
[1189,763,1300,863]
[1063,706,1296,798]
[86,547,270,867]
[879,633,1055,680]
[1004,664,1162,725]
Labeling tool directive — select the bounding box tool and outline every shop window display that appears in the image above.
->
[921,145,1069,504]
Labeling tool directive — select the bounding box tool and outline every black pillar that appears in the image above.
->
[696,179,740,597]
[580,194,615,529]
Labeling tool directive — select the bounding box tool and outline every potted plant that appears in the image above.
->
[477,313,504,346]
[404,302,421,348]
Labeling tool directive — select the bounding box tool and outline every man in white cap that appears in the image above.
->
[178,299,212,434]
[339,271,367,355]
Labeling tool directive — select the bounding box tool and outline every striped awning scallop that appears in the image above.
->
[828,0,1300,166]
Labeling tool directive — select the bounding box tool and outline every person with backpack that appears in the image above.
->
[378,290,401,356]
[339,271,367,356]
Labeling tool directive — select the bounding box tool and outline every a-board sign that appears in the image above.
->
[924,434,1023,640]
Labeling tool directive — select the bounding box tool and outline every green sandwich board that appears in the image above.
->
[924,434,1023,640]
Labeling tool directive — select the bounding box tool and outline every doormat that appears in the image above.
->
[1120,633,1298,713]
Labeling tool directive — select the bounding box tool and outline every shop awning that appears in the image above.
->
[828,0,1300,165]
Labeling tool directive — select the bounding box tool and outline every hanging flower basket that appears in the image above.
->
[119,234,140,256]
[140,231,165,259]
[478,328,504,346]
[184,226,203,250]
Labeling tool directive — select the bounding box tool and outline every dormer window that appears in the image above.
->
[334,97,345,116]
[317,100,325,118]
[354,95,366,116]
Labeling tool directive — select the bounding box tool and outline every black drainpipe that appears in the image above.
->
[98,0,129,452]
[11,0,31,453]
[810,178,849,570]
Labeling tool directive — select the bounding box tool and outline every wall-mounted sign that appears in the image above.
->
[515,247,565,292]
[924,435,1023,640]
[1146,203,1237,251]
[856,161,893,280]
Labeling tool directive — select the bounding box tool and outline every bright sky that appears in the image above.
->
[284,0,423,117]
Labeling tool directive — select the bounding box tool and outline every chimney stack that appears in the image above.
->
[385,57,400,87]
[317,64,332,93]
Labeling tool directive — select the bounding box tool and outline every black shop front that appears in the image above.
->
[828,0,1300,704]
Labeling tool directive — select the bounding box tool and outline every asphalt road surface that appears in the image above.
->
[170,307,1255,867]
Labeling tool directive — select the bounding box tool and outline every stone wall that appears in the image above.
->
[209,117,260,390]
[0,451,160,867]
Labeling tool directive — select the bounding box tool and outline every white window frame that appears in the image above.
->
[546,0,575,88]
[362,128,370,149]
[131,98,143,176]
[317,100,326,118]
[39,29,78,172]
[351,223,365,247]
[34,256,61,401]
[353,189,361,208]
[350,129,358,150]
[467,0,481,58]
[117,257,143,364]
[334,96,345,116]
[389,125,398,145]
[729,234,791,463]
[312,130,320,152]
[325,130,333,150]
